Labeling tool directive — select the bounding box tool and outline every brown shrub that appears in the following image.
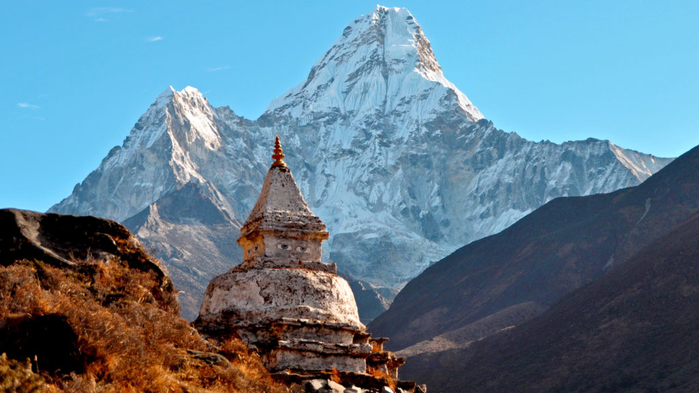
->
[0,259,288,393]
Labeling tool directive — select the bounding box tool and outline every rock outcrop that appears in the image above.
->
[195,138,419,392]
[0,209,289,392]
[0,208,172,285]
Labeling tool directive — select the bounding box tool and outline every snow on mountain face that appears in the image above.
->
[266,5,483,124]
[53,86,235,222]
[50,6,672,318]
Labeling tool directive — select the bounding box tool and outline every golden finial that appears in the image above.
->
[271,136,287,167]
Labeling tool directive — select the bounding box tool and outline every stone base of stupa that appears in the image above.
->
[264,340,370,373]
[193,257,419,390]
[271,368,426,393]
[197,315,373,373]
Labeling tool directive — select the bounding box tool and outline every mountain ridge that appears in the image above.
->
[369,143,698,351]
[50,6,672,320]
[403,197,699,392]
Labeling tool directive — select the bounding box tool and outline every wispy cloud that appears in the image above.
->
[207,66,231,72]
[17,102,40,109]
[147,36,164,42]
[86,7,133,22]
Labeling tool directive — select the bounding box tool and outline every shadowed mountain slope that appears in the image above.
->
[370,144,699,351]
[122,182,242,320]
[404,209,699,392]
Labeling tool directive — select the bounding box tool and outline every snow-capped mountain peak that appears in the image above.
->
[265,5,483,122]
[169,86,222,151]
[154,86,176,108]
[50,7,673,321]
[368,6,441,75]
[52,86,225,221]
[111,86,221,169]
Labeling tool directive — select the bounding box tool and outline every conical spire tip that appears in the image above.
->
[271,136,287,168]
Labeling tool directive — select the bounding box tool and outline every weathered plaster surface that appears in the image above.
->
[240,166,327,239]
[200,267,362,327]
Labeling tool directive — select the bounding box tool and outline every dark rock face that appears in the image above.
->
[0,209,167,279]
[406,210,699,392]
[0,208,178,312]
[370,144,699,352]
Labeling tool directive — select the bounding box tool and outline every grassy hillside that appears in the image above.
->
[0,209,288,392]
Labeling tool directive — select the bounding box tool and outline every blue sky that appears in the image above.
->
[2,1,698,212]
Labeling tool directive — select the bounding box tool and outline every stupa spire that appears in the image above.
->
[271,135,286,168]
[237,138,328,262]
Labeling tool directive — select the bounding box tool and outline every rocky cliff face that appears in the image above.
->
[0,208,172,285]
[50,6,672,320]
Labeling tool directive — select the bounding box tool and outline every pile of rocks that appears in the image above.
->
[298,378,427,393]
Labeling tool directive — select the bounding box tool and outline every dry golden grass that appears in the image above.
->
[0,259,289,393]
[367,368,397,391]
[0,353,46,393]
[328,367,342,384]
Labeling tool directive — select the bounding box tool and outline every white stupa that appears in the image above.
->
[196,137,408,377]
